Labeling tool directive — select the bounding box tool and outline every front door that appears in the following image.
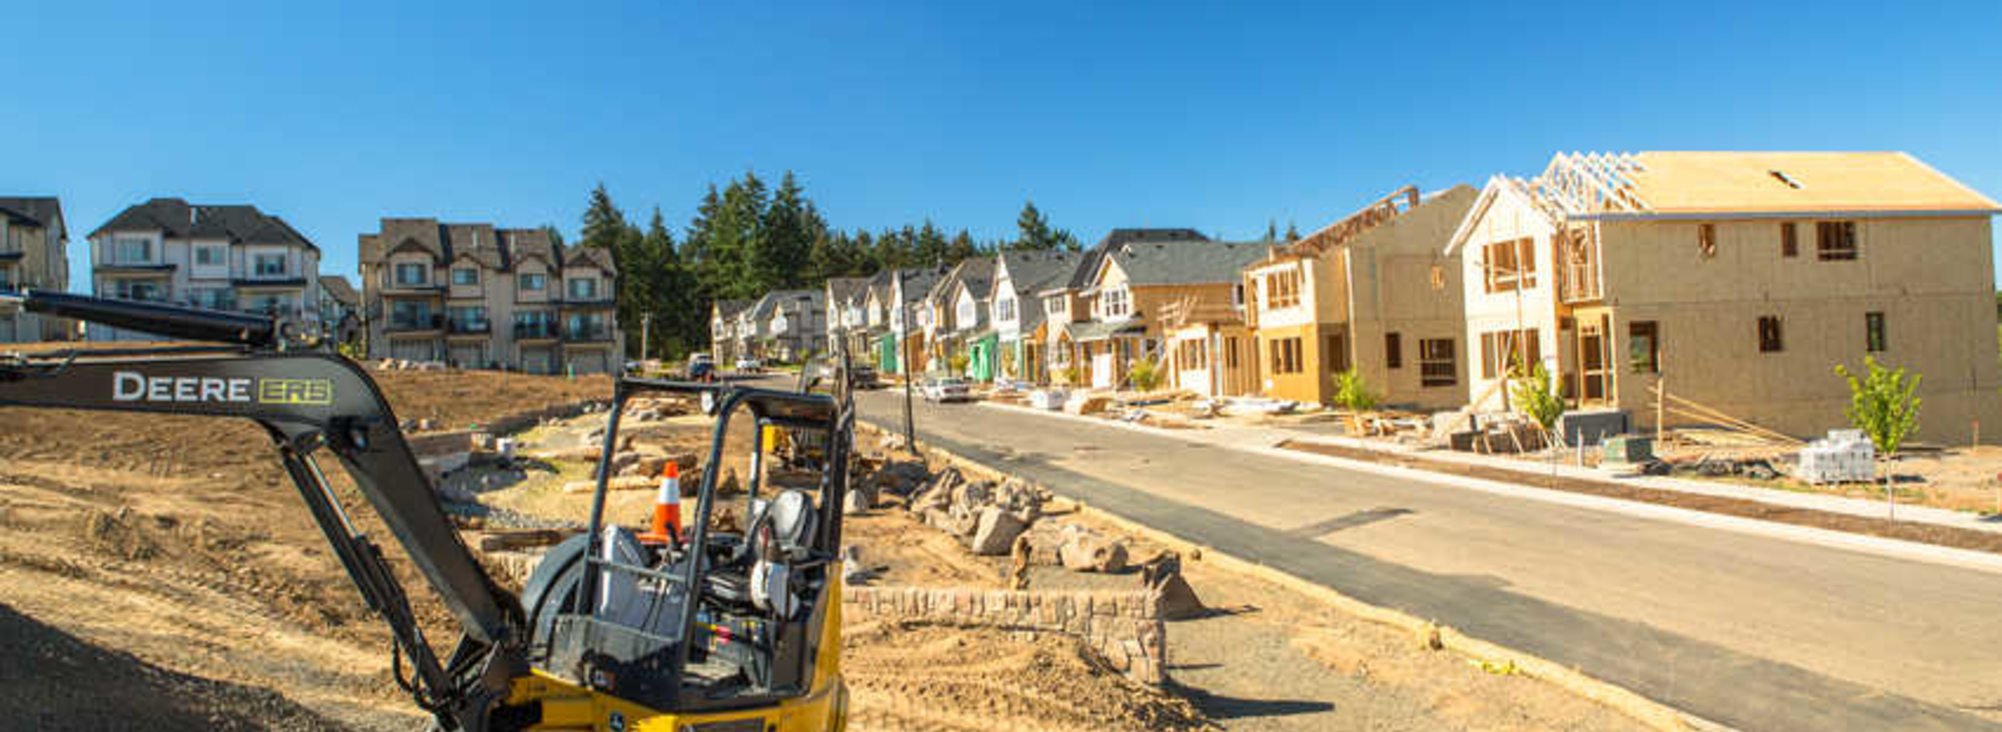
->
[1091,349,1115,389]
[1577,315,1612,405]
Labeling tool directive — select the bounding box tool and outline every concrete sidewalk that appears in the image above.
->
[982,400,2002,538]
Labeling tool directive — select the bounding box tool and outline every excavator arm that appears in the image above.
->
[0,290,530,731]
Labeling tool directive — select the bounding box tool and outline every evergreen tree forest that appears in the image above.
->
[576,171,1081,359]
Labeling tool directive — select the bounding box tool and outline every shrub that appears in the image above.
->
[948,352,971,376]
[1835,356,1922,457]
[1331,369,1379,411]
[1058,365,1082,386]
[1511,360,1565,431]
[1128,359,1162,392]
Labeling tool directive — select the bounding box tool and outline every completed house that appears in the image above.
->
[884,266,946,375]
[922,258,996,379]
[989,249,1081,384]
[824,276,871,363]
[359,217,623,374]
[750,289,826,363]
[1038,229,1212,387]
[1061,237,1264,390]
[1241,185,1477,408]
[1446,151,2001,442]
[710,299,751,362]
[317,274,361,348]
[0,197,69,342]
[88,198,320,341]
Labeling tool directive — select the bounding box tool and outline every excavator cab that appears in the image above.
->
[0,290,851,732]
[514,379,852,729]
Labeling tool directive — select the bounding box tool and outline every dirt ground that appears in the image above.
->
[0,366,613,730]
[0,362,1650,731]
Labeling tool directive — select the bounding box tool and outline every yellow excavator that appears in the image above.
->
[0,290,852,731]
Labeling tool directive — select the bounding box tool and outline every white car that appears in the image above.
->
[734,357,763,373]
[921,377,972,403]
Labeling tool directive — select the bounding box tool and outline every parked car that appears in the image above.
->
[849,364,880,389]
[921,376,972,403]
[735,357,763,373]
[687,353,716,382]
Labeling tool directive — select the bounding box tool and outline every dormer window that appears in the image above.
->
[568,277,597,300]
[518,272,546,291]
[254,253,286,277]
[195,244,226,267]
[1102,287,1132,319]
[113,237,151,264]
[452,267,479,286]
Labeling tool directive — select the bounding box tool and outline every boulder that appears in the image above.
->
[1059,531,1129,573]
[1140,552,1205,620]
[969,507,1027,556]
[842,487,874,515]
[1065,393,1113,416]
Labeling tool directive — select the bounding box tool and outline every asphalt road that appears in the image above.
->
[853,388,2002,731]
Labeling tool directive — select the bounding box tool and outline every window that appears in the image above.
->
[1816,221,1858,260]
[113,237,151,264]
[394,262,428,286]
[452,267,479,286]
[1479,329,1542,379]
[1265,268,1302,308]
[190,287,235,310]
[1758,316,1784,353]
[1482,237,1537,293]
[1698,223,1717,259]
[114,279,164,302]
[1780,222,1798,258]
[1326,333,1349,373]
[1419,339,1457,387]
[254,253,286,277]
[448,305,488,332]
[518,272,546,291]
[1045,295,1066,315]
[1101,287,1131,318]
[195,245,225,266]
[568,278,598,300]
[1628,321,1660,373]
[1268,337,1304,374]
[1232,283,1245,308]
[1385,332,1402,369]
[1226,337,1240,369]
[1865,311,1886,352]
[391,300,434,329]
[997,296,1016,322]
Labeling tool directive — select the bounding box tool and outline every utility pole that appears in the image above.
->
[898,270,918,456]
[639,312,652,365]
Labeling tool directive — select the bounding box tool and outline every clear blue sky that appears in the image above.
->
[9,0,2001,292]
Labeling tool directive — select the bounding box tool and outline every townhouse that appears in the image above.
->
[989,249,1082,384]
[1446,151,2001,442]
[749,289,826,362]
[1241,185,1477,408]
[0,197,69,342]
[1056,236,1264,390]
[88,198,320,341]
[317,274,361,347]
[710,299,751,362]
[358,217,623,374]
[920,258,995,379]
[884,266,946,375]
[824,276,872,363]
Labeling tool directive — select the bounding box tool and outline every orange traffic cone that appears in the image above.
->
[639,462,682,545]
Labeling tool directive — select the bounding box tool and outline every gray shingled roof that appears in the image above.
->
[1062,227,1210,290]
[93,198,315,250]
[0,197,63,230]
[997,250,1082,332]
[500,228,556,266]
[318,275,359,306]
[1105,240,1267,286]
[446,223,506,269]
[826,276,870,307]
[561,244,616,273]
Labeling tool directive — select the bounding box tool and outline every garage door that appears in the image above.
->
[390,339,437,362]
[520,347,554,375]
[567,350,609,375]
[450,343,487,369]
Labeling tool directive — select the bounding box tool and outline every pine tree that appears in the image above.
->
[946,229,980,264]
[915,220,948,266]
[580,183,628,251]
[1264,219,1278,243]
[1013,200,1057,251]
[1285,220,1300,242]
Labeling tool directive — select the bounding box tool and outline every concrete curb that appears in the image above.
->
[864,419,1734,732]
[976,401,2002,576]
